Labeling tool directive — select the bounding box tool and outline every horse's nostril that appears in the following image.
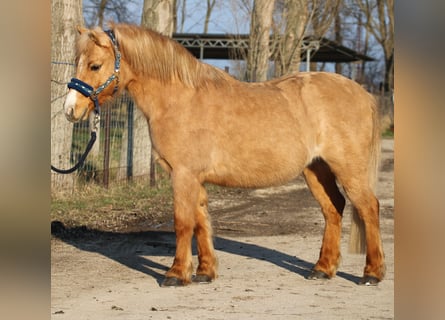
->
[65,107,74,121]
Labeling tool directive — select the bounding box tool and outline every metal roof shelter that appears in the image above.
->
[173,33,373,64]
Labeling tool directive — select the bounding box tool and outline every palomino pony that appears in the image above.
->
[64,23,385,287]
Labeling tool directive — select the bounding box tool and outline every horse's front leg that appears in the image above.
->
[162,169,197,287]
[162,169,217,286]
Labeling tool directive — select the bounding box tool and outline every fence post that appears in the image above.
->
[103,105,111,188]
[150,152,156,187]
[127,99,134,180]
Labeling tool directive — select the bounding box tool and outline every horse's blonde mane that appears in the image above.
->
[111,23,231,89]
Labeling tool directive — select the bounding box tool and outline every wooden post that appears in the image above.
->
[103,106,111,188]
[150,153,156,187]
[126,99,134,181]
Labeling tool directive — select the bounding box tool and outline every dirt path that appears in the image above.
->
[51,139,394,320]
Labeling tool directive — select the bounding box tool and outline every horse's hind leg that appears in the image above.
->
[338,174,386,284]
[303,159,346,279]
[193,185,218,283]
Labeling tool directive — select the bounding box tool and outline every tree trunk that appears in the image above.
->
[355,0,394,91]
[141,0,174,36]
[334,7,343,74]
[204,0,217,34]
[51,0,84,194]
[274,0,308,76]
[139,0,175,185]
[246,0,275,82]
[379,0,394,92]
[97,0,108,28]
[178,0,187,32]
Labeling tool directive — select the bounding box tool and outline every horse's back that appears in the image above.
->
[276,72,375,120]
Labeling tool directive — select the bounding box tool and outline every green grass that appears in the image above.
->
[51,171,174,232]
[382,126,394,138]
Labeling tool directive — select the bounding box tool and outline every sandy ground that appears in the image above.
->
[51,139,394,320]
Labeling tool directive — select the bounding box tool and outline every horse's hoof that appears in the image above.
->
[192,274,213,284]
[359,275,380,286]
[161,277,185,287]
[307,269,330,280]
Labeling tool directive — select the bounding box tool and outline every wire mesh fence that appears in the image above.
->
[51,93,155,195]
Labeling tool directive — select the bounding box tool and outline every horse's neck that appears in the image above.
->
[124,61,233,110]
[125,76,186,120]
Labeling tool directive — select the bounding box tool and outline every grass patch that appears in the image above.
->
[382,125,394,138]
[51,173,174,232]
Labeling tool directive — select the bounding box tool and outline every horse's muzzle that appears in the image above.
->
[65,106,75,122]
[64,105,88,123]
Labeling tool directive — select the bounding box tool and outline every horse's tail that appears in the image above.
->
[349,94,381,254]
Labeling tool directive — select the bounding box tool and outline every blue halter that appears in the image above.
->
[67,30,121,118]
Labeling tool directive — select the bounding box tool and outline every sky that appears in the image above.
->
[83,0,250,33]
[83,0,253,71]
[82,0,382,79]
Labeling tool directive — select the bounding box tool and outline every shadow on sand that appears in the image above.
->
[51,221,361,286]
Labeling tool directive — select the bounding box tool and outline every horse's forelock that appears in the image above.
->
[75,32,90,64]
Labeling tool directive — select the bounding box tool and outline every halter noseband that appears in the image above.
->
[67,30,121,129]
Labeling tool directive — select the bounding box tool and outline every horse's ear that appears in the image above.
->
[75,25,102,45]
[86,27,110,47]
[87,30,100,44]
[76,25,88,35]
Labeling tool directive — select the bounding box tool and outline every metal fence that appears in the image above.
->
[51,93,155,194]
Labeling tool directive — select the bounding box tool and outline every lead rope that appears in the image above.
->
[51,112,100,174]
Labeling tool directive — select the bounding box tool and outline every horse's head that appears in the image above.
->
[64,26,121,123]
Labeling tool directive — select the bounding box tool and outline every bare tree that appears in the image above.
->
[273,0,309,75]
[246,0,275,81]
[309,0,341,37]
[51,0,84,193]
[271,0,340,75]
[97,0,108,27]
[203,0,217,33]
[233,0,341,79]
[355,0,394,91]
[354,3,372,84]
[83,0,140,27]
[177,0,187,32]
[334,2,343,74]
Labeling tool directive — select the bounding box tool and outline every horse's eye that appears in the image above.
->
[90,64,101,71]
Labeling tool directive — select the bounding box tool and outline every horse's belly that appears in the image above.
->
[205,144,307,188]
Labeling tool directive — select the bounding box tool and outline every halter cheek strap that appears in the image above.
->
[67,29,121,121]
